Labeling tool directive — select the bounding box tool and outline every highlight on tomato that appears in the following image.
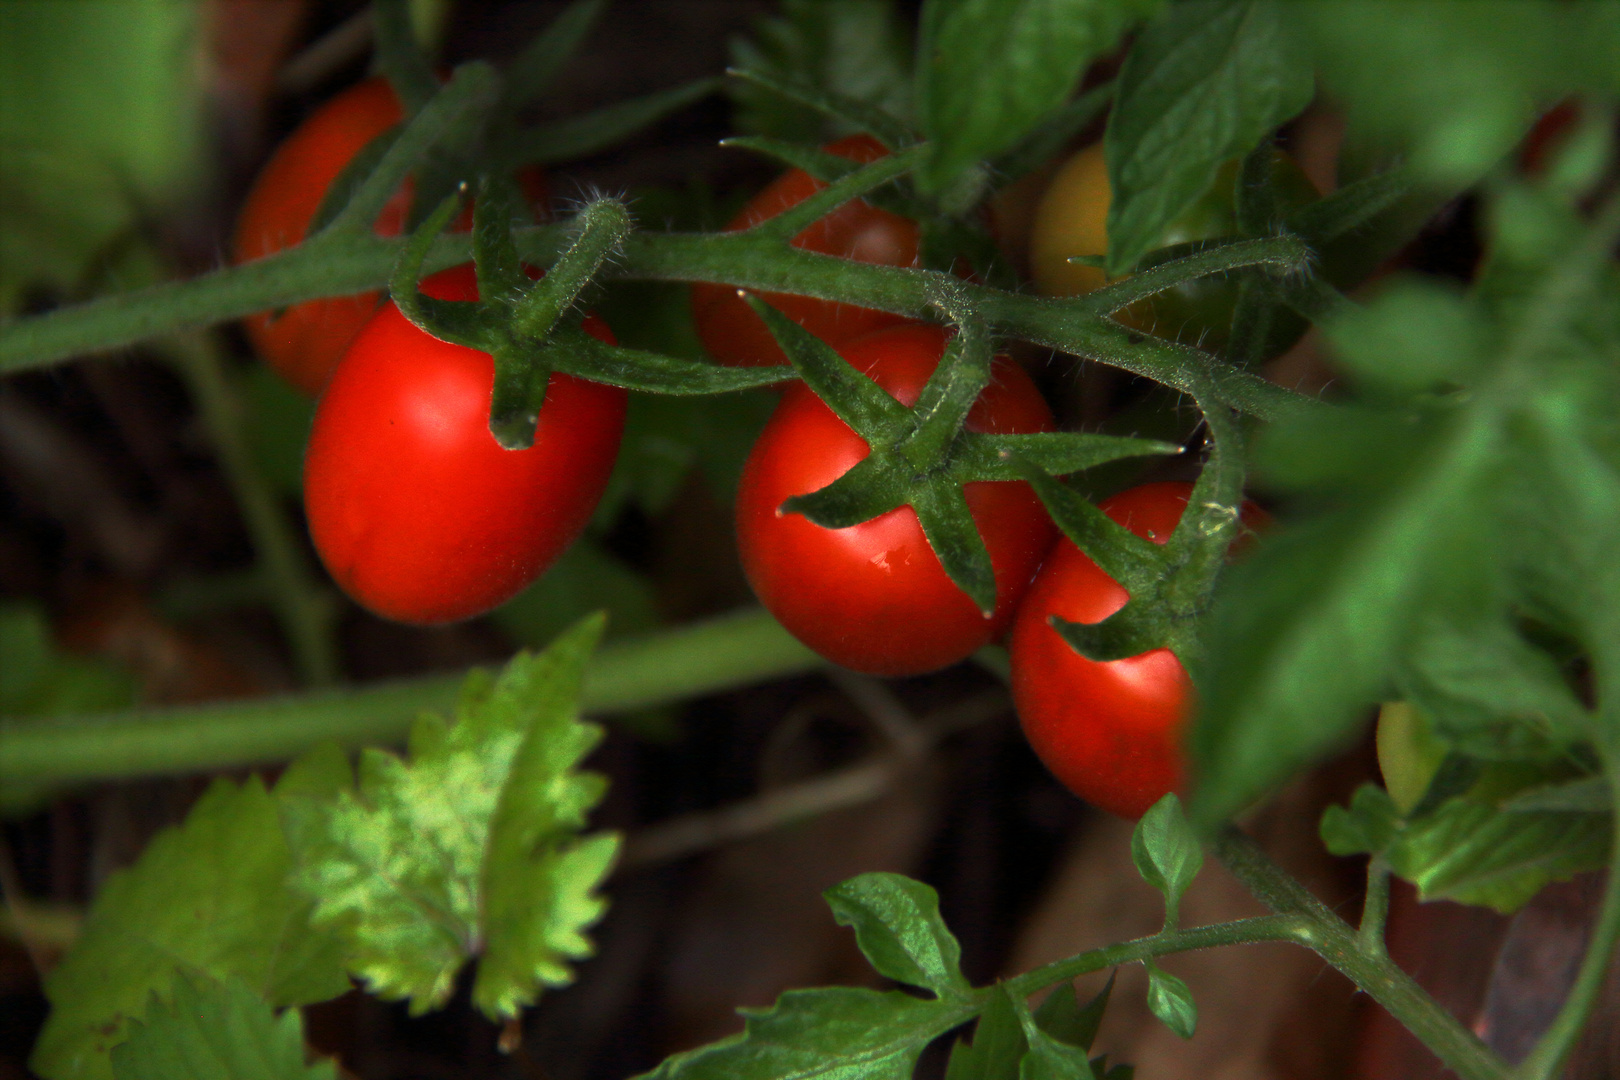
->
[1009,481,1265,819]
[691,134,920,368]
[233,77,548,395]
[1027,143,1317,351]
[735,323,1058,676]
[303,263,624,626]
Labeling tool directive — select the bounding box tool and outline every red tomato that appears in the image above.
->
[735,323,1057,675]
[304,264,624,625]
[692,134,920,368]
[234,77,549,396]
[1010,482,1264,818]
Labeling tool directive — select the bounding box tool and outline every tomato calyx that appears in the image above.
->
[746,295,1177,616]
[390,180,794,449]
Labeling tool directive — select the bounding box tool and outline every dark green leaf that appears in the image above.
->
[109,972,336,1080]
[1143,964,1196,1039]
[508,78,721,167]
[637,986,962,1080]
[992,81,1114,185]
[826,873,970,999]
[1130,794,1203,924]
[912,481,998,616]
[1033,974,1112,1052]
[1019,1023,1097,1080]
[1319,784,1402,858]
[915,0,1154,198]
[945,986,1025,1080]
[504,0,609,108]
[1103,0,1313,274]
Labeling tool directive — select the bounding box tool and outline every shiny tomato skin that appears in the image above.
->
[736,323,1057,675]
[692,134,920,368]
[1010,482,1266,818]
[304,264,624,625]
[234,78,548,395]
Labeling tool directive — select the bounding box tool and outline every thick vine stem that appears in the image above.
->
[0,607,823,791]
[1214,827,1510,1080]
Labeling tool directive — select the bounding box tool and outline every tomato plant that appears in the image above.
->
[691,134,920,367]
[736,323,1056,675]
[233,77,547,395]
[1010,482,1266,819]
[1027,143,1317,351]
[303,263,624,625]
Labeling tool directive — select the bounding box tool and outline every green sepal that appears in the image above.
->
[390,189,501,351]
[744,146,925,243]
[912,482,998,617]
[503,77,722,168]
[511,198,631,342]
[721,135,934,224]
[1285,167,1413,250]
[548,329,794,393]
[502,0,609,109]
[780,455,906,529]
[1002,455,1167,595]
[472,172,528,300]
[725,66,918,150]
[897,321,992,471]
[744,295,909,434]
[951,433,1180,483]
[1051,605,1169,665]
[1081,235,1311,318]
[308,126,402,237]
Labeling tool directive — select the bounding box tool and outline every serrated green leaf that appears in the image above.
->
[1032,974,1111,1053]
[638,986,963,1080]
[1130,795,1202,924]
[1319,784,1402,858]
[1143,964,1196,1039]
[109,972,336,1080]
[282,617,614,1016]
[1103,0,1312,275]
[945,986,1025,1080]
[32,778,349,1080]
[826,873,970,999]
[916,0,1154,199]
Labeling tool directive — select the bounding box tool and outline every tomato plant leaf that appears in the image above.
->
[992,80,1114,186]
[914,0,1155,202]
[1019,1024,1098,1080]
[1033,974,1113,1053]
[944,986,1025,1080]
[280,617,615,1016]
[1324,277,1491,396]
[1319,784,1403,859]
[1504,777,1613,815]
[1103,0,1312,276]
[826,873,971,1000]
[108,972,336,1080]
[0,601,133,720]
[1143,963,1196,1039]
[1131,794,1203,927]
[31,777,349,1080]
[636,986,965,1080]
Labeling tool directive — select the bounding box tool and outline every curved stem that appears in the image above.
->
[0,607,823,790]
[165,332,339,687]
[1214,827,1510,1080]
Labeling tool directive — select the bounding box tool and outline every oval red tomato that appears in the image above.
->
[735,323,1057,676]
[304,264,624,625]
[234,77,548,396]
[1010,482,1265,818]
[691,134,920,368]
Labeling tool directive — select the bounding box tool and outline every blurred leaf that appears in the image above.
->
[109,972,336,1080]
[915,0,1153,200]
[1130,794,1202,924]
[242,364,315,497]
[0,0,204,310]
[32,777,348,1080]
[1324,277,1491,395]
[504,0,609,108]
[1320,783,1402,858]
[0,601,134,717]
[638,986,960,1080]
[1143,964,1196,1039]
[280,619,615,1017]
[1504,776,1612,814]
[494,540,659,648]
[508,78,721,167]
[729,0,913,141]
[1103,0,1311,275]
[826,873,970,1000]
[1285,0,1619,186]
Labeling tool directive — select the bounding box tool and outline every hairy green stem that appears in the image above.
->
[0,607,822,789]
[1214,827,1510,1080]
[166,332,339,687]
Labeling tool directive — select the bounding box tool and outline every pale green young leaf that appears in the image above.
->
[283,617,615,1016]
[32,778,348,1080]
[1130,794,1202,925]
[1144,964,1196,1039]
[825,873,970,999]
[109,972,336,1080]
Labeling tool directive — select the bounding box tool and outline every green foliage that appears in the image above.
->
[1143,964,1196,1039]
[109,972,337,1080]
[0,0,204,311]
[1102,0,1312,275]
[31,777,349,1080]
[279,616,618,1016]
[1130,795,1203,928]
[825,873,970,999]
[0,601,134,718]
[729,0,914,141]
[495,540,660,648]
[242,365,316,498]
[915,0,1156,203]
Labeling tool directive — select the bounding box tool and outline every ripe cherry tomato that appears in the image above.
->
[304,264,624,625]
[1009,482,1265,819]
[234,77,548,395]
[736,323,1057,676]
[691,134,920,368]
[1027,145,1316,351]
